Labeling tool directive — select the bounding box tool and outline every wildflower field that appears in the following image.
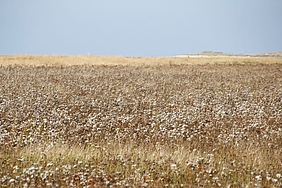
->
[0,56,282,187]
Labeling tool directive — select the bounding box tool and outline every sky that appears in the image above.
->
[1,1,282,57]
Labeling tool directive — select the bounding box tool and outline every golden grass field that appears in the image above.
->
[1,55,282,66]
[0,56,282,187]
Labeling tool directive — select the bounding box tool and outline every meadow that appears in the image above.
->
[0,56,282,187]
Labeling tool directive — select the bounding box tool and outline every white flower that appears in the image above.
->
[272,178,278,183]
[47,162,53,167]
[17,157,24,162]
[171,164,177,169]
[255,175,262,181]
[9,179,16,184]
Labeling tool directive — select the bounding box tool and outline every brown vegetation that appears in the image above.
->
[0,56,281,187]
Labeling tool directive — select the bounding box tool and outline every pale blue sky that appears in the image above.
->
[1,1,282,56]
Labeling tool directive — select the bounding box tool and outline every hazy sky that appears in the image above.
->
[1,1,282,56]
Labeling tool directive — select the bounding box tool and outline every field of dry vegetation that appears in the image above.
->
[0,56,282,187]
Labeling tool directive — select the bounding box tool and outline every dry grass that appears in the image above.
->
[0,56,281,187]
[0,55,282,67]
